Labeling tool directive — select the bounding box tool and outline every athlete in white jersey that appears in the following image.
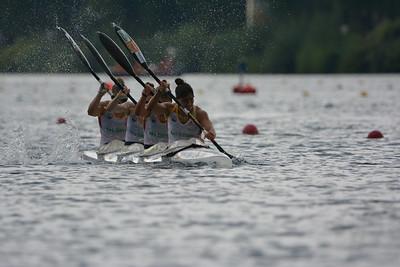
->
[87,78,129,154]
[103,82,161,155]
[146,79,216,144]
[134,82,171,149]
[105,87,144,146]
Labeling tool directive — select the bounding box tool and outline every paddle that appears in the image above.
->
[56,26,112,96]
[112,23,162,84]
[97,32,147,89]
[80,34,137,104]
[110,25,234,159]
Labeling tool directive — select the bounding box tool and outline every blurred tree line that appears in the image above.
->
[0,0,399,73]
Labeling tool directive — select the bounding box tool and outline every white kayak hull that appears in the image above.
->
[168,147,232,168]
[83,139,233,168]
[82,150,102,161]
[82,143,144,163]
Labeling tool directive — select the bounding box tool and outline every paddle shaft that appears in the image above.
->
[81,34,137,104]
[98,32,148,92]
[71,45,102,84]
[57,27,115,97]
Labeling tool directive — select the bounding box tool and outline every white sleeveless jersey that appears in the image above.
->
[125,114,144,143]
[168,106,201,143]
[98,111,127,145]
[144,113,168,145]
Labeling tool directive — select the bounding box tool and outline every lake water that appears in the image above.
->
[0,73,399,267]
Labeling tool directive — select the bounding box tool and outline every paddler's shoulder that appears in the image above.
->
[123,101,135,108]
[194,105,205,114]
[121,101,135,113]
[194,106,208,119]
[97,100,111,116]
[164,102,175,112]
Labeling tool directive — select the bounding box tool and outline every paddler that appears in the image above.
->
[102,83,158,155]
[87,78,129,154]
[134,82,172,150]
[146,78,216,144]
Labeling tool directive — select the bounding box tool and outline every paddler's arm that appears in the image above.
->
[105,87,130,113]
[134,83,153,117]
[145,80,170,115]
[87,83,108,117]
[197,108,216,140]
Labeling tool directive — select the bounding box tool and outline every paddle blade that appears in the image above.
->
[80,34,114,78]
[112,23,148,66]
[57,27,84,61]
[57,27,99,79]
[97,32,136,77]
[80,34,137,104]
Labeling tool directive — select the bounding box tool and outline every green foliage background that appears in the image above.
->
[0,0,399,73]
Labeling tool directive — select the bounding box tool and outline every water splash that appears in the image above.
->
[47,119,81,164]
[0,119,81,166]
[0,125,27,164]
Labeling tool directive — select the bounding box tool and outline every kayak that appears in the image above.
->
[121,139,232,168]
[169,146,232,168]
[120,145,232,168]
[82,150,103,162]
[82,142,144,163]
[83,139,233,168]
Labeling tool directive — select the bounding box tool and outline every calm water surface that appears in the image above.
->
[0,74,399,267]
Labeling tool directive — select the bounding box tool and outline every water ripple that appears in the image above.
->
[0,74,399,267]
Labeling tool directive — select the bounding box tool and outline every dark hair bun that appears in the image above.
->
[175,78,193,99]
[175,78,185,85]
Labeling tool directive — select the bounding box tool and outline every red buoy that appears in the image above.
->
[233,84,256,94]
[242,124,259,135]
[56,117,66,124]
[367,130,383,139]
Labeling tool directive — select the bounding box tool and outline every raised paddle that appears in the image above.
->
[109,26,234,159]
[80,34,137,104]
[97,32,147,89]
[56,26,112,96]
[112,23,162,84]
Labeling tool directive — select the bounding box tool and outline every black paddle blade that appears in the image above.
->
[57,27,85,60]
[80,34,137,104]
[57,27,103,84]
[112,23,148,67]
[80,34,114,79]
[97,32,136,77]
